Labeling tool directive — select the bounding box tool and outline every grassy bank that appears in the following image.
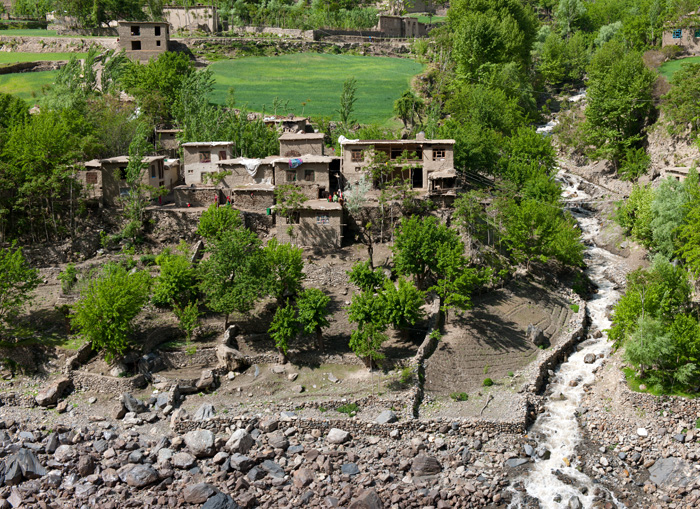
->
[659,55,700,80]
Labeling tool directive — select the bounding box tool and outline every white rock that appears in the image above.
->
[637,428,648,437]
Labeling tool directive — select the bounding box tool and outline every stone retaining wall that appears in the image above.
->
[0,60,62,74]
[159,348,218,370]
[70,371,147,394]
[0,35,116,53]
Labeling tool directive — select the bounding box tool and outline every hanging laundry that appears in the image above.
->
[289,158,303,169]
[239,158,262,177]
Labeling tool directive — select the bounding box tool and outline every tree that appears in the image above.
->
[175,300,201,344]
[676,169,700,280]
[296,288,331,350]
[198,227,266,327]
[337,77,358,126]
[556,0,586,36]
[382,277,425,333]
[453,190,489,249]
[268,302,298,364]
[614,183,655,246]
[152,248,197,308]
[121,122,156,244]
[394,90,424,129]
[649,173,693,258]
[348,260,386,292]
[0,243,41,337]
[392,216,462,288]
[263,239,305,304]
[584,42,656,166]
[197,204,243,240]
[348,290,389,368]
[71,264,151,362]
[344,178,375,265]
[430,242,485,323]
[663,63,700,137]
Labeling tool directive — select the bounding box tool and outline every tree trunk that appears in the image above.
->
[316,329,324,351]
[278,348,288,364]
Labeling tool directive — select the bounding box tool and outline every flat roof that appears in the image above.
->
[182,141,233,147]
[278,132,325,141]
[218,155,279,165]
[271,154,336,164]
[302,200,343,211]
[118,20,169,25]
[232,184,275,191]
[343,139,455,145]
[100,155,166,164]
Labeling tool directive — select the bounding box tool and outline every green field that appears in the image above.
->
[0,70,56,101]
[406,13,446,24]
[659,56,700,80]
[0,52,86,63]
[208,53,425,124]
[0,28,59,36]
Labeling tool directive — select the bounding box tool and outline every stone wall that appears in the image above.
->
[0,35,117,53]
[146,207,203,244]
[159,348,218,370]
[71,371,147,394]
[227,26,314,40]
[240,210,274,235]
[173,186,221,208]
[57,27,118,36]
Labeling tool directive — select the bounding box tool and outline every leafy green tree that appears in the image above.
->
[430,242,485,323]
[392,216,461,288]
[263,239,305,304]
[348,289,389,367]
[556,0,586,36]
[55,0,147,27]
[0,93,28,135]
[348,260,386,292]
[394,90,424,130]
[199,227,266,327]
[382,277,425,333]
[175,300,201,344]
[121,122,156,244]
[453,190,489,247]
[268,301,298,364]
[337,77,358,126]
[618,147,650,181]
[152,248,197,308]
[614,183,654,246]
[499,126,556,184]
[676,169,700,280]
[344,178,376,266]
[663,63,700,136]
[197,204,243,240]
[0,243,41,337]
[538,32,568,86]
[649,173,694,258]
[584,42,656,165]
[71,264,151,362]
[296,288,331,350]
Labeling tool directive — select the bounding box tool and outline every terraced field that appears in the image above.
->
[424,280,573,395]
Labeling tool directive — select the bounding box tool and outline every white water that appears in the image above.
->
[512,171,625,508]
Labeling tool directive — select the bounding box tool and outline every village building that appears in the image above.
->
[339,134,455,191]
[273,155,336,200]
[155,128,182,157]
[662,12,700,54]
[163,4,220,33]
[278,132,325,157]
[78,156,177,207]
[377,15,429,38]
[181,141,234,185]
[230,184,276,213]
[217,156,277,187]
[262,115,311,133]
[276,200,343,248]
[404,0,438,14]
[117,21,170,60]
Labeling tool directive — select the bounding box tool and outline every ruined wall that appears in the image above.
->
[71,371,147,394]
[227,26,314,39]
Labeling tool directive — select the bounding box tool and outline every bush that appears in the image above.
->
[0,242,41,335]
[337,403,359,416]
[58,263,78,293]
[197,204,242,240]
[152,250,197,308]
[400,366,413,384]
[140,254,157,266]
[483,378,494,387]
[450,392,468,401]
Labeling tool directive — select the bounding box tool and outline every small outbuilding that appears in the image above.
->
[276,200,343,249]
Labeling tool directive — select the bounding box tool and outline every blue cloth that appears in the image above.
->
[289,158,303,169]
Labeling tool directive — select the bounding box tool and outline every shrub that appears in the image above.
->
[570,303,580,313]
[483,378,494,387]
[400,366,413,384]
[508,371,514,377]
[152,250,197,308]
[450,392,468,401]
[337,403,359,416]
[58,263,78,293]
[140,254,157,266]
[197,204,242,240]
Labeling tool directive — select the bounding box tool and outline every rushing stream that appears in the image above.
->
[511,171,625,509]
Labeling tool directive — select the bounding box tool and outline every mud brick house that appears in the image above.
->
[231,184,275,212]
[217,156,277,188]
[118,21,170,61]
[81,156,177,207]
[163,4,220,33]
[377,15,428,38]
[340,135,455,190]
[278,132,325,157]
[276,200,343,248]
[155,128,182,157]
[182,142,234,185]
[273,155,336,200]
[663,12,700,54]
[263,115,311,133]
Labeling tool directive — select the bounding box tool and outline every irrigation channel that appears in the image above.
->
[510,171,626,509]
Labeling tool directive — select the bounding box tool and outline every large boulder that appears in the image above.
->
[124,464,159,487]
[35,377,71,407]
[375,410,398,424]
[194,403,216,421]
[327,428,350,445]
[526,324,547,347]
[222,324,241,347]
[121,393,146,414]
[185,429,216,458]
[184,483,217,504]
[348,489,383,509]
[226,429,254,454]
[216,344,248,372]
[196,370,217,391]
[137,353,164,377]
[2,449,46,484]
[412,454,442,476]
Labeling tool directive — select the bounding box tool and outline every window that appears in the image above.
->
[150,165,156,178]
[156,40,161,47]
[85,172,98,185]
[286,212,300,224]
[432,148,446,161]
[131,41,141,51]
[154,26,161,36]
[131,25,140,36]
[351,149,363,162]
[286,171,296,182]
[673,29,682,39]
[391,148,403,159]
[219,150,227,160]
[304,170,314,182]
[695,29,700,38]
[199,151,211,163]
[316,215,329,225]
[158,163,164,179]
[118,167,127,180]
